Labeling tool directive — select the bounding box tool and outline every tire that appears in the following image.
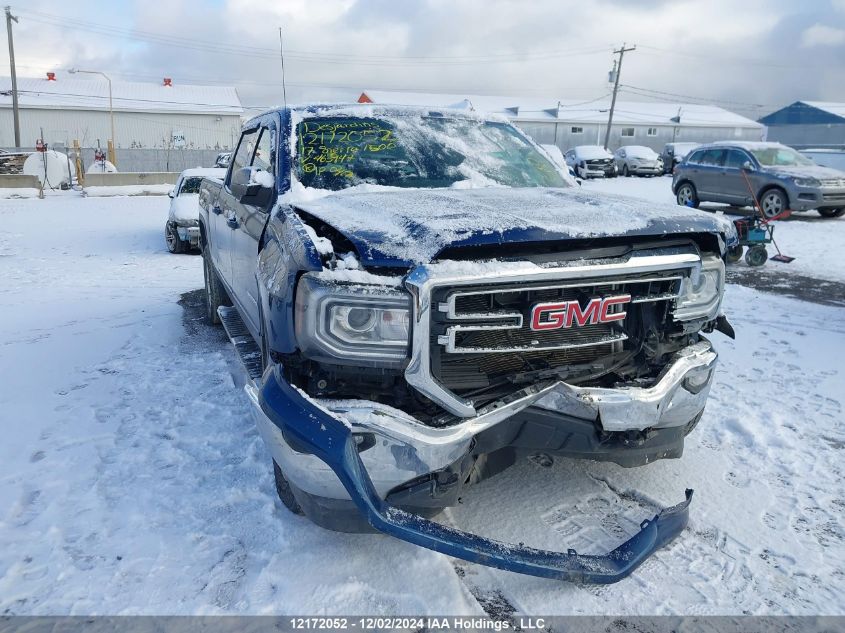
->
[818,208,845,218]
[622,165,630,177]
[726,245,743,264]
[745,245,768,267]
[759,188,788,219]
[273,460,303,515]
[676,182,699,208]
[202,248,230,325]
[165,223,187,254]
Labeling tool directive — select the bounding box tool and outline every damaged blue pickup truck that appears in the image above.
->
[198,104,735,583]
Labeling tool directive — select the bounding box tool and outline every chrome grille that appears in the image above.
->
[436,275,683,354]
[428,271,685,399]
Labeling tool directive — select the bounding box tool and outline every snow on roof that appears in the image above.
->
[800,101,845,119]
[0,76,243,115]
[360,90,763,129]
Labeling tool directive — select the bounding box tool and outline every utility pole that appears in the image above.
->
[603,43,636,151]
[5,6,20,148]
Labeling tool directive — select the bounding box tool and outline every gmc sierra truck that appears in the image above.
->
[198,104,736,583]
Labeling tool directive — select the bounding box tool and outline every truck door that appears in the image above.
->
[214,127,260,291]
[230,124,276,338]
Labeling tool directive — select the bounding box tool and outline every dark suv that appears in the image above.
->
[673,141,845,218]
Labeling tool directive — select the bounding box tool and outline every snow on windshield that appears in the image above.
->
[294,114,567,191]
[751,147,814,167]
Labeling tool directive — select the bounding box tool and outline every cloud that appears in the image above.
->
[801,23,845,47]
[8,0,845,118]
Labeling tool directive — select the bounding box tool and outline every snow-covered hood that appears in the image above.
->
[766,164,845,181]
[169,194,200,225]
[294,187,731,267]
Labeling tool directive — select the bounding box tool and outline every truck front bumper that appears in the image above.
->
[246,340,714,582]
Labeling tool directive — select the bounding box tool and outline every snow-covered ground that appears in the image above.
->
[0,194,843,615]
[583,176,845,284]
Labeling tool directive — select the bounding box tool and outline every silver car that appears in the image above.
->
[614,145,662,177]
[672,142,845,219]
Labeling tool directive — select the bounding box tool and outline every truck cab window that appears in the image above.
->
[252,128,274,174]
[228,128,260,186]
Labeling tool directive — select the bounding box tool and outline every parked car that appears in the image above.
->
[165,168,227,253]
[564,145,617,178]
[198,104,735,582]
[800,148,845,172]
[214,152,232,168]
[614,145,662,177]
[540,144,580,184]
[661,142,700,174]
[673,142,845,218]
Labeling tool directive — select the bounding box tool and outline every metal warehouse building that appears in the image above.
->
[0,74,244,150]
[758,101,845,148]
[359,90,765,153]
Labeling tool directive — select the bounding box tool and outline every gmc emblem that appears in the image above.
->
[530,294,631,331]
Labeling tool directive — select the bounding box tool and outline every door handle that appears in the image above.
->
[212,205,222,215]
[227,216,239,229]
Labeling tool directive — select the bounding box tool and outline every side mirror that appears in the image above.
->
[742,161,756,172]
[168,189,175,198]
[231,167,274,206]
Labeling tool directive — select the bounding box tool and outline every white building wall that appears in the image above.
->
[0,108,242,150]
[515,120,764,153]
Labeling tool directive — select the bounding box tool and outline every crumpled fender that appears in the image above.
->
[259,368,693,584]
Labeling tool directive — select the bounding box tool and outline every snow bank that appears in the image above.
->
[0,188,41,199]
[84,184,173,197]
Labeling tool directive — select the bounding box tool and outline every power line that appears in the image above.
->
[620,85,771,109]
[16,8,612,66]
[12,88,242,111]
[10,63,608,101]
[636,44,830,71]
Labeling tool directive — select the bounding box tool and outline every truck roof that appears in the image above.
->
[243,103,508,129]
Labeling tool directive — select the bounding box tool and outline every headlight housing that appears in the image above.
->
[792,177,819,187]
[295,274,411,367]
[674,255,725,321]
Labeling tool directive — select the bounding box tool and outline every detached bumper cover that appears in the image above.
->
[257,373,693,583]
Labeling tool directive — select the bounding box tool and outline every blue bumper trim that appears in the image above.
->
[260,369,693,584]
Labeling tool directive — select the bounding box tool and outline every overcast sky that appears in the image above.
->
[7,0,845,119]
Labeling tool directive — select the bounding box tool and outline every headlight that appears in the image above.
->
[295,274,410,367]
[793,177,820,187]
[674,256,725,321]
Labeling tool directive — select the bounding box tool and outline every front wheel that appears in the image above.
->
[165,223,187,254]
[726,245,743,264]
[202,248,230,325]
[745,245,768,267]
[273,460,303,515]
[676,182,699,208]
[759,189,788,219]
[818,208,845,218]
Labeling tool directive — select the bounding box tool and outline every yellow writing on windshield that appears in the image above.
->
[298,119,397,179]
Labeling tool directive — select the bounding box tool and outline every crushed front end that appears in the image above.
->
[250,242,729,582]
